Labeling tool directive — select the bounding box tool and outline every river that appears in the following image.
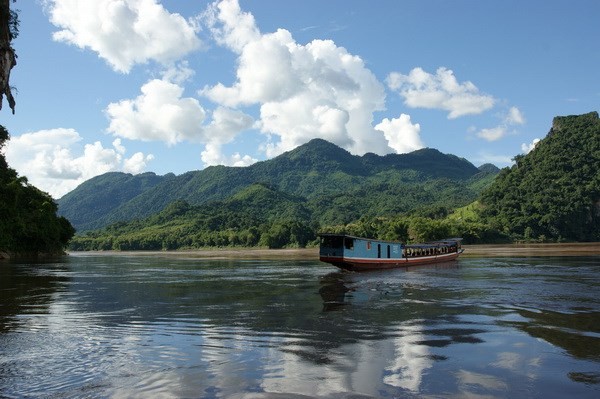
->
[1,252,599,398]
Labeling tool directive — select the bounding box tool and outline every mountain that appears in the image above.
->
[71,183,314,250]
[480,111,600,241]
[58,138,493,233]
[57,171,172,231]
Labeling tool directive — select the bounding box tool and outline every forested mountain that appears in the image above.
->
[67,112,600,250]
[480,111,600,241]
[0,126,75,257]
[72,183,315,250]
[57,171,171,231]
[58,138,487,232]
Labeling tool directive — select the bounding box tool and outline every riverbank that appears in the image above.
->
[462,242,600,257]
[68,242,600,259]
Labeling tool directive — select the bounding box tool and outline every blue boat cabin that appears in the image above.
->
[319,233,463,271]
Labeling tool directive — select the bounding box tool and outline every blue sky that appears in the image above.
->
[2,0,599,198]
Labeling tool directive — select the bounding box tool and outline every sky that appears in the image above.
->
[1,0,599,198]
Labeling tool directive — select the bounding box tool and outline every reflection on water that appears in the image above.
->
[0,254,599,398]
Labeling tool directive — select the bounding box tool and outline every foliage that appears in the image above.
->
[480,112,600,242]
[324,214,506,245]
[65,112,600,250]
[0,125,75,254]
[69,184,316,250]
[59,138,490,233]
[65,139,500,250]
[57,171,170,231]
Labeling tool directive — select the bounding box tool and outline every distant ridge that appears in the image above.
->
[58,139,492,232]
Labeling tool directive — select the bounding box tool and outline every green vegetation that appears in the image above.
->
[70,184,315,250]
[59,139,487,232]
[66,140,495,250]
[0,126,75,256]
[65,112,599,250]
[480,112,600,242]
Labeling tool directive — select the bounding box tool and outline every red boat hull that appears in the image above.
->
[320,249,463,272]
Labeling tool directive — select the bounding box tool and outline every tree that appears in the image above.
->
[1,124,75,255]
[0,0,17,113]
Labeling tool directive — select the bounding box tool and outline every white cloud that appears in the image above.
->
[375,114,424,153]
[387,67,496,119]
[202,0,392,157]
[4,129,154,198]
[161,61,195,85]
[203,0,260,52]
[123,151,155,173]
[476,106,526,142]
[106,78,207,145]
[45,0,202,73]
[521,138,540,154]
[505,106,525,125]
[477,126,508,142]
[107,73,256,167]
[200,106,256,167]
[201,142,257,167]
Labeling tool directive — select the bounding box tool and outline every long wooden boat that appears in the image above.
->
[319,233,463,272]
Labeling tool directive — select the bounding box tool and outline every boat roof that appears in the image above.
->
[405,239,463,249]
[319,233,462,246]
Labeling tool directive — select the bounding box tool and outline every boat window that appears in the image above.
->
[344,237,354,250]
[387,245,391,258]
[322,235,343,248]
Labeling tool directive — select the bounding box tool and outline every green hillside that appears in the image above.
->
[71,184,314,250]
[57,171,171,231]
[326,112,600,244]
[44,112,600,250]
[58,138,487,232]
[480,112,600,241]
[66,139,495,250]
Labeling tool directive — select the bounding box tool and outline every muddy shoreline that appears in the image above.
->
[69,242,600,260]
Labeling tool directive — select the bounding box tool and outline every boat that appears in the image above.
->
[319,233,464,272]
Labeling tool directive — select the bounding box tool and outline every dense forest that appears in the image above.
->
[0,126,75,257]
[67,112,600,250]
[480,112,600,242]
[66,140,497,250]
[58,139,493,232]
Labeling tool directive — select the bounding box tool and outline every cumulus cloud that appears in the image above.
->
[505,106,525,125]
[477,126,508,142]
[201,142,257,167]
[106,75,256,166]
[202,0,392,157]
[375,114,424,153]
[4,129,154,198]
[161,61,196,85]
[45,0,202,73]
[521,138,540,154]
[476,106,526,142]
[200,106,256,166]
[386,67,495,119]
[203,0,260,52]
[106,78,207,145]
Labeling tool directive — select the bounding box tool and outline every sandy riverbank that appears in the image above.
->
[69,242,600,259]
[461,242,600,257]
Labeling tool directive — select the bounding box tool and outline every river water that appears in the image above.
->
[1,253,599,398]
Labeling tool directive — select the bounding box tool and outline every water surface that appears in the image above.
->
[1,254,599,398]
